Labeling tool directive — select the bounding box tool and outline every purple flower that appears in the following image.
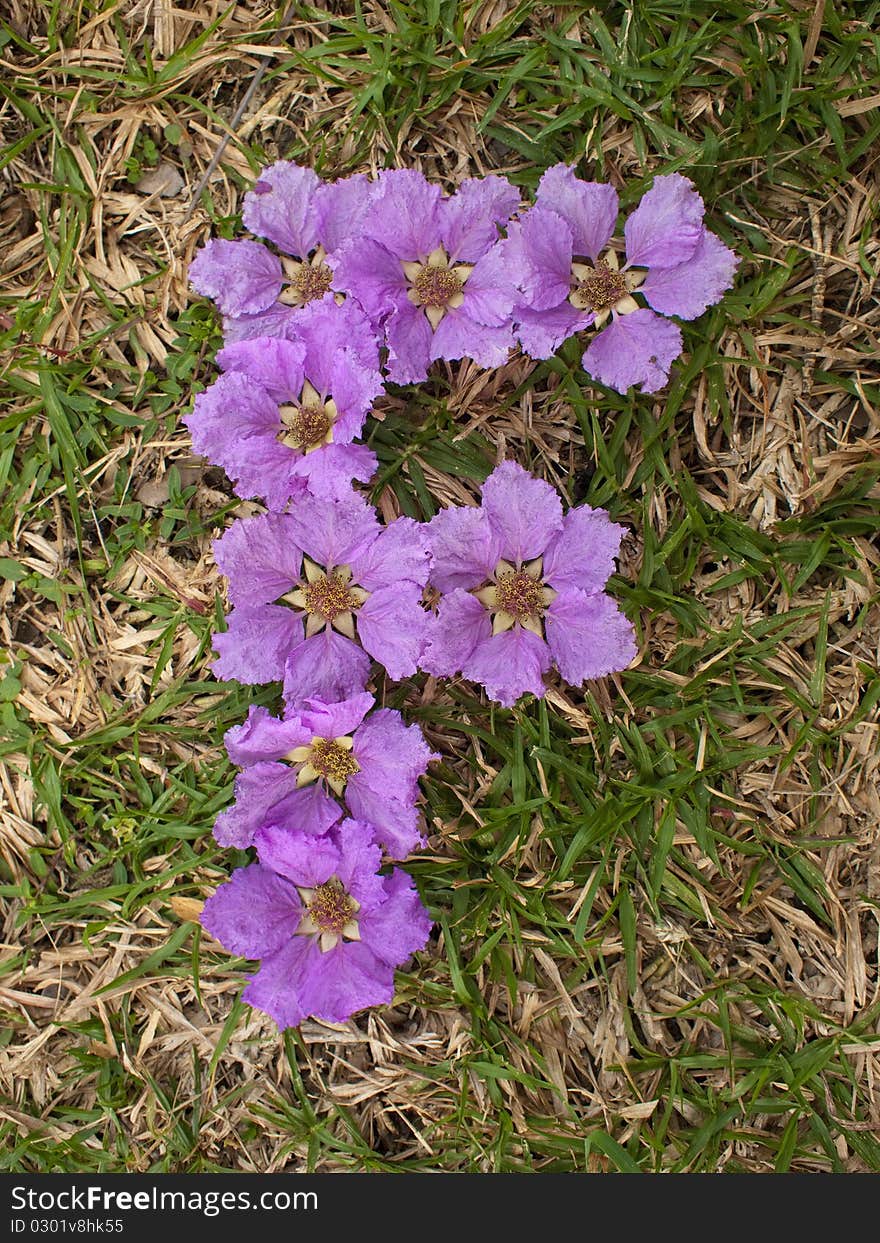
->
[331,169,521,383]
[184,297,383,507]
[214,691,438,858]
[422,460,637,707]
[201,817,433,1029]
[211,492,431,696]
[511,166,738,393]
[190,162,378,337]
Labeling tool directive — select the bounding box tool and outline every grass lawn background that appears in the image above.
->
[1,0,879,1172]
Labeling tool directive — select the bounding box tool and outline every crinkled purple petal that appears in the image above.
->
[536,165,619,261]
[360,868,433,964]
[344,784,425,860]
[201,864,299,959]
[297,691,375,740]
[222,302,301,346]
[581,308,683,395]
[225,706,311,766]
[213,605,302,684]
[349,516,432,592]
[542,505,625,595]
[254,822,341,887]
[365,168,443,259]
[516,206,574,312]
[283,629,372,710]
[242,161,321,257]
[214,765,341,848]
[440,175,520,263]
[356,584,428,680]
[463,627,552,708]
[295,295,383,399]
[351,708,438,802]
[331,818,385,911]
[624,173,705,270]
[215,336,306,403]
[481,460,563,564]
[213,514,302,608]
[329,238,407,321]
[189,239,283,317]
[289,442,378,501]
[282,489,379,570]
[430,310,514,368]
[247,936,394,1028]
[513,300,592,359]
[545,588,637,684]
[427,506,500,593]
[457,241,517,326]
[641,228,738,320]
[385,300,433,385]
[420,589,491,677]
[315,173,377,256]
[241,936,317,1029]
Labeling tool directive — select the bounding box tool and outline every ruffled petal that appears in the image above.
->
[294,294,383,398]
[542,504,625,594]
[189,239,283,316]
[329,238,408,320]
[349,515,432,592]
[254,822,341,886]
[213,605,302,685]
[481,460,563,564]
[215,336,306,403]
[251,937,394,1027]
[282,630,372,709]
[440,174,520,262]
[356,584,428,680]
[315,173,377,255]
[427,506,500,593]
[281,489,379,569]
[463,627,552,708]
[331,818,385,911]
[343,783,425,859]
[581,308,683,395]
[242,161,321,257]
[201,864,300,959]
[241,936,317,1029]
[214,765,341,848]
[225,706,311,766]
[516,206,574,311]
[359,869,433,964]
[385,300,433,385]
[289,442,378,501]
[364,168,443,259]
[351,707,438,800]
[297,691,375,740]
[536,164,619,260]
[222,302,301,346]
[430,309,514,369]
[545,588,637,684]
[641,228,738,320]
[513,301,592,359]
[457,240,518,326]
[213,514,302,608]
[624,173,705,270]
[420,589,491,677]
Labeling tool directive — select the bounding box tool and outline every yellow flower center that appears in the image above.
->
[413,264,463,308]
[307,881,357,935]
[303,573,362,622]
[574,263,628,312]
[294,262,333,304]
[279,402,332,449]
[308,738,360,785]
[494,569,547,621]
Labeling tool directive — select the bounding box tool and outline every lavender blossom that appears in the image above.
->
[201,818,433,1030]
[331,169,520,383]
[511,166,738,393]
[211,493,431,697]
[423,460,637,707]
[214,691,437,858]
[184,296,383,507]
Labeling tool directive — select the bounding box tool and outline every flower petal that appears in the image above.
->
[641,228,738,320]
[297,691,375,740]
[201,864,300,959]
[356,583,428,680]
[364,168,443,259]
[294,294,383,402]
[581,308,683,395]
[463,627,552,707]
[242,161,321,257]
[351,708,438,803]
[189,239,283,316]
[421,589,491,677]
[214,765,342,848]
[281,489,379,570]
[213,514,302,608]
[514,301,592,359]
[315,173,377,255]
[545,588,637,684]
[249,937,394,1027]
[213,605,302,685]
[344,783,425,859]
[349,515,432,592]
[542,504,625,594]
[427,506,500,593]
[215,335,306,403]
[241,936,317,1029]
[429,309,514,369]
[457,240,518,326]
[222,301,301,346]
[515,206,574,311]
[225,706,311,766]
[359,869,433,964]
[481,459,564,564]
[331,818,385,911]
[290,443,378,501]
[536,164,619,260]
[254,822,341,886]
[385,300,433,385]
[624,173,705,269]
[440,175,520,262]
[283,630,372,710]
[329,237,407,320]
